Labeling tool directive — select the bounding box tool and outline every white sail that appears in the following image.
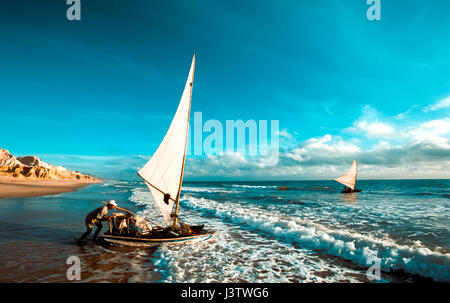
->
[137,55,195,225]
[334,160,357,189]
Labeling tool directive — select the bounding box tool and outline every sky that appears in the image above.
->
[0,0,449,180]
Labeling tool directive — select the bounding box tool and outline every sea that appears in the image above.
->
[0,179,449,283]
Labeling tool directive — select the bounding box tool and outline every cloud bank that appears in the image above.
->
[38,106,450,181]
[184,108,450,180]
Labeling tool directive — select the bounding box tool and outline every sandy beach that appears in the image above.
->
[0,176,101,200]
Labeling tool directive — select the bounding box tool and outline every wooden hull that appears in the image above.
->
[101,231,216,247]
[341,188,362,193]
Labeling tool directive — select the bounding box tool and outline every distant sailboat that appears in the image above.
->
[101,55,216,247]
[334,160,362,193]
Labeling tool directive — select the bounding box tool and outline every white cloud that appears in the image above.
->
[39,115,449,181]
[423,96,450,112]
[373,141,392,150]
[275,129,293,139]
[285,134,360,164]
[181,119,450,180]
[409,118,450,145]
[274,128,297,150]
[355,120,396,138]
[346,105,397,139]
[395,118,450,167]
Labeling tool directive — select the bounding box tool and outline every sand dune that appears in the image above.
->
[0,148,99,181]
[0,176,100,200]
[0,148,101,199]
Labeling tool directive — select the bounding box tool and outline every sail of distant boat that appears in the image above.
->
[334,160,358,190]
[137,55,195,227]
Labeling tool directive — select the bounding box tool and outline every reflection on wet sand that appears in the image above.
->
[0,182,164,283]
[78,245,160,282]
[0,241,160,282]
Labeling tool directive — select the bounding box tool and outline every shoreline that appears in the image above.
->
[0,176,102,200]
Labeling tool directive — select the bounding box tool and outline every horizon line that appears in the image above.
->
[105,177,450,182]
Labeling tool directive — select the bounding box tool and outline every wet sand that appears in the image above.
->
[0,181,157,282]
[0,176,101,200]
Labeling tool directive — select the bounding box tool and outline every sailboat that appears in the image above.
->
[101,55,216,247]
[334,160,362,193]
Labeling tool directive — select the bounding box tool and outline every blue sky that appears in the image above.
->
[0,0,449,180]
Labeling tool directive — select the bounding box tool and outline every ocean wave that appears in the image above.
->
[129,188,154,206]
[230,185,278,189]
[182,186,238,194]
[181,195,450,282]
[100,180,132,187]
[148,209,371,283]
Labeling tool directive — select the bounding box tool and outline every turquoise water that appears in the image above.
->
[0,179,448,282]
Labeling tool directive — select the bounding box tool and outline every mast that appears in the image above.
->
[173,54,195,229]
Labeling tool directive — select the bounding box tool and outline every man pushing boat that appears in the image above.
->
[76,200,117,245]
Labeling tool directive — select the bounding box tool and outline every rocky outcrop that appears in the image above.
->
[17,156,51,169]
[0,148,99,181]
[0,149,21,167]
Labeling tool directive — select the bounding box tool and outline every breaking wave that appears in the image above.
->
[180,195,450,282]
[182,186,238,194]
[128,184,450,283]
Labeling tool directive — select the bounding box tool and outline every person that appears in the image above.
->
[77,200,117,245]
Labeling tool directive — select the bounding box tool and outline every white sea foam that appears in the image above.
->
[100,180,130,187]
[127,186,450,282]
[149,211,369,283]
[129,188,153,205]
[181,195,450,282]
[128,188,367,282]
[182,186,238,194]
